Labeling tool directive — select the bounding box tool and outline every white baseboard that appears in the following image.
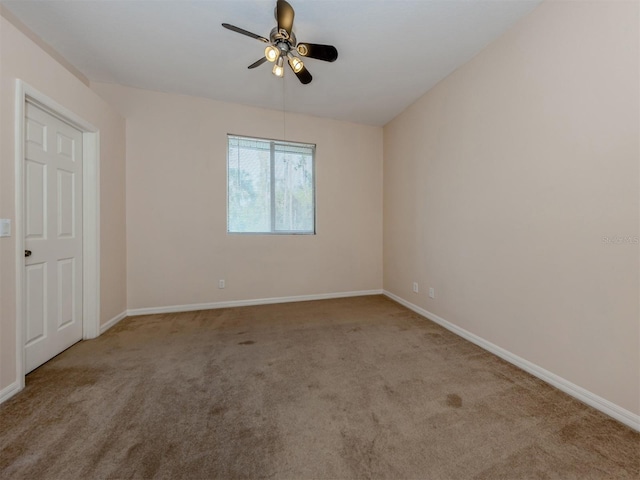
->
[127,289,384,317]
[383,290,640,432]
[0,381,21,404]
[99,310,128,334]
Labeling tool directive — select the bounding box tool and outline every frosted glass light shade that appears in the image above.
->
[272,57,284,77]
[265,45,279,62]
[288,54,304,73]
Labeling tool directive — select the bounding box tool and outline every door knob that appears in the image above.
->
[25,250,32,257]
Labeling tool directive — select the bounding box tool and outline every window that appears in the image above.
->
[227,135,315,234]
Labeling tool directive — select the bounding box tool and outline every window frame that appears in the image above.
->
[226,134,316,235]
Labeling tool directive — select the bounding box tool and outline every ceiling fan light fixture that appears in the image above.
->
[273,56,285,77]
[265,45,280,62]
[287,53,304,73]
[223,0,338,85]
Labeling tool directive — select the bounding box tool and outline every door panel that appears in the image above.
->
[57,169,75,237]
[57,258,75,329]
[26,116,46,147]
[25,263,46,345]
[25,160,46,239]
[24,102,83,373]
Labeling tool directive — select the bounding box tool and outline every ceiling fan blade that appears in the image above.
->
[248,57,268,69]
[297,43,338,62]
[276,0,295,36]
[222,23,269,43]
[292,64,312,85]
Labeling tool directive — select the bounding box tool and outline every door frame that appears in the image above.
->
[14,79,100,388]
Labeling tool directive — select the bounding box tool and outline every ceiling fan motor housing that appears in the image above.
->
[270,27,296,49]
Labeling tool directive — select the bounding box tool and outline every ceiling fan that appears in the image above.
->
[222,0,338,85]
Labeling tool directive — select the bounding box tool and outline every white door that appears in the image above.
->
[24,102,83,373]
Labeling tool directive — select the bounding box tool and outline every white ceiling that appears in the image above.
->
[2,0,542,126]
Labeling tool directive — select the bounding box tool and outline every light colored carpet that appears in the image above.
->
[1,295,638,479]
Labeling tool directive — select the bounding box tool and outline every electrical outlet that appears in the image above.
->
[219,279,225,289]
[412,282,419,293]
[429,287,435,298]
[0,219,10,237]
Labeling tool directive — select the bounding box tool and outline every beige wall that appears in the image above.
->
[91,83,383,310]
[384,0,639,414]
[0,16,127,393]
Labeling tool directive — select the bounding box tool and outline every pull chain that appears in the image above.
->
[282,73,286,141]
